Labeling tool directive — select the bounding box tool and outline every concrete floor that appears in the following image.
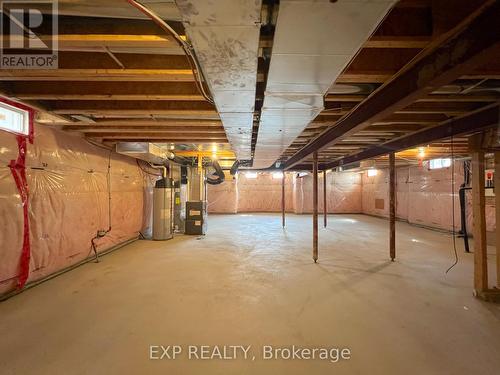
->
[0,214,499,375]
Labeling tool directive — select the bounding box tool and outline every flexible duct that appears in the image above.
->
[230,160,240,176]
[206,160,225,185]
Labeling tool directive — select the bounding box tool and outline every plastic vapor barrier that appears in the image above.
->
[0,125,154,296]
[237,173,294,213]
[293,172,362,214]
[207,178,238,213]
[206,164,496,237]
[361,162,465,232]
[207,171,362,214]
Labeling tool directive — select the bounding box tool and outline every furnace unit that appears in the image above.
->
[185,201,207,235]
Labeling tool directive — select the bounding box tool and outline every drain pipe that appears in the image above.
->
[459,184,471,253]
[459,184,495,253]
[459,160,472,253]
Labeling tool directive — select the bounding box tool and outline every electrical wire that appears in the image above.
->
[126,0,214,104]
[85,138,113,151]
[91,150,113,262]
[106,150,112,232]
[446,132,459,274]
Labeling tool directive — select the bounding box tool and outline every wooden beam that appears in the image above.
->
[64,126,225,133]
[282,173,286,228]
[389,152,396,261]
[0,83,74,124]
[495,152,500,288]
[100,138,229,144]
[175,150,235,158]
[88,132,227,137]
[89,133,227,141]
[364,36,431,49]
[335,72,392,83]
[53,110,218,117]
[313,151,319,263]
[371,113,451,124]
[324,95,367,102]
[284,1,500,169]
[325,94,500,103]
[62,119,222,127]
[0,69,196,82]
[323,170,327,228]
[396,101,483,115]
[90,115,221,121]
[15,94,205,101]
[46,100,215,112]
[320,104,500,170]
[26,15,185,36]
[5,51,191,69]
[469,134,488,294]
[2,34,178,49]
[6,81,201,96]
[417,94,500,103]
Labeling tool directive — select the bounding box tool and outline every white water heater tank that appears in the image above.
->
[153,178,173,241]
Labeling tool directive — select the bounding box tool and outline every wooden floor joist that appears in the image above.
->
[320,104,500,170]
[0,69,196,82]
[284,1,500,169]
[61,119,223,127]
[65,126,225,133]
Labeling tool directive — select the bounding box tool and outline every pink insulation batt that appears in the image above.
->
[0,125,152,295]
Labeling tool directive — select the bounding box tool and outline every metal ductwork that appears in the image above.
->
[176,0,262,161]
[116,142,174,164]
[253,0,397,168]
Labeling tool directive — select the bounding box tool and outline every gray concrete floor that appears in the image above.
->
[0,214,499,375]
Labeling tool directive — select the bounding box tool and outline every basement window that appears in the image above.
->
[367,169,378,177]
[429,158,452,170]
[272,172,284,179]
[0,101,30,136]
[245,172,258,179]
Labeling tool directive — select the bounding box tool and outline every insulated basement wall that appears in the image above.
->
[0,125,153,296]
[237,173,294,213]
[206,178,239,214]
[206,165,496,236]
[207,171,362,214]
[362,164,461,230]
[361,162,469,232]
[207,173,294,213]
[465,191,495,233]
[294,172,362,214]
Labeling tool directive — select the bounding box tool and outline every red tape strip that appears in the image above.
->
[2,98,35,289]
[9,136,31,289]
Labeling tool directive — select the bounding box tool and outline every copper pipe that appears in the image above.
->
[313,152,319,263]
